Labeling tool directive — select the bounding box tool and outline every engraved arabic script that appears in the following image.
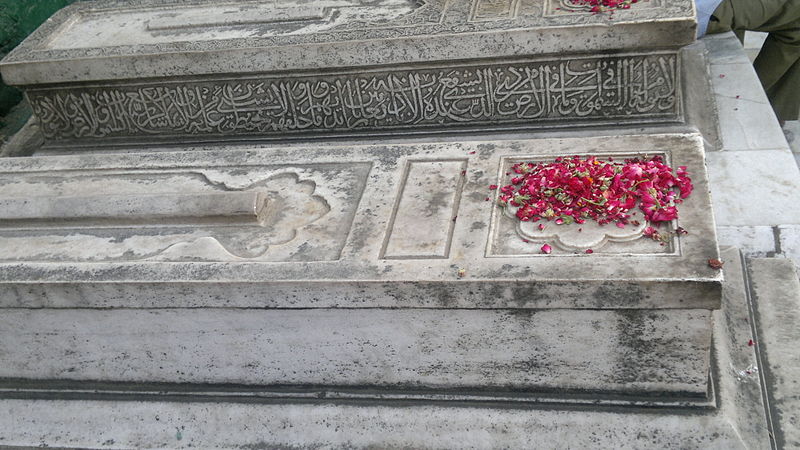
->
[29,54,678,141]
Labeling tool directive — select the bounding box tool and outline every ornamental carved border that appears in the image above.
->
[28,53,680,143]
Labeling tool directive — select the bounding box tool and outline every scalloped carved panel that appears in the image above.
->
[0,163,371,262]
[487,153,678,257]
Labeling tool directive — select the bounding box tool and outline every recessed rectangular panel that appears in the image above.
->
[382,159,467,259]
[470,0,521,21]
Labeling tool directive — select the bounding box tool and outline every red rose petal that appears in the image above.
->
[488,155,693,239]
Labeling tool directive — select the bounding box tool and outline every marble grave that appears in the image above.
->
[0,0,747,448]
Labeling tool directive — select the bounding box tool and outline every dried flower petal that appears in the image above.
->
[708,259,724,269]
[585,249,594,254]
[490,155,692,235]
[541,244,552,254]
[571,0,640,13]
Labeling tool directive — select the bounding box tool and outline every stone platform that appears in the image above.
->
[0,132,720,400]
[0,247,766,449]
[0,0,696,145]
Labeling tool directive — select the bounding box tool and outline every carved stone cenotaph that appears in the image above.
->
[0,0,741,447]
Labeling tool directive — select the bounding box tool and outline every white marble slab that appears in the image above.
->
[0,133,721,309]
[706,150,800,226]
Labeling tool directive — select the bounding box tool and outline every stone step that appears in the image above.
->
[748,257,800,449]
[0,0,695,146]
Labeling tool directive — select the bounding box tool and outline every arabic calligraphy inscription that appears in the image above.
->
[29,53,679,142]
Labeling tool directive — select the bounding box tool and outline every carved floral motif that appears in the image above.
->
[504,204,649,251]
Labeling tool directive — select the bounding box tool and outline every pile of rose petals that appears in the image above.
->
[570,0,639,13]
[490,155,693,227]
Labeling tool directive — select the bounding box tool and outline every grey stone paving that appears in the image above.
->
[748,257,800,449]
[704,32,800,270]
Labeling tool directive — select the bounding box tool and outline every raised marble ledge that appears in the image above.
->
[0,192,268,225]
[0,0,696,85]
[0,133,721,310]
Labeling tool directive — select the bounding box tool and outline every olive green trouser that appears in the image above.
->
[708,0,800,122]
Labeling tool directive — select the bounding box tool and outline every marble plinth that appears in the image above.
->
[0,248,764,450]
[0,0,695,145]
[0,132,720,399]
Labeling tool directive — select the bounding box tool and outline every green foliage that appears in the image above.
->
[0,0,77,119]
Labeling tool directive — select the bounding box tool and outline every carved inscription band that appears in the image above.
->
[29,53,679,142]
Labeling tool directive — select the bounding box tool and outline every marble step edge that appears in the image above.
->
[0,377,716,410]
[0,279,722,310]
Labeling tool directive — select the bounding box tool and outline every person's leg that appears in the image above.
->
[707,0,800,121]
[758,35,800,121]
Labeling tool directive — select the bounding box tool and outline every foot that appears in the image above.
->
[784,127,795,144]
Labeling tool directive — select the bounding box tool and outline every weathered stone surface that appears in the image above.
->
[0,399,753,449]
[2,0,696,84]
[0,308,712,394]
[714,247,771,449]
[749,257,800,449]
[0,0,694,144]
[706,150,800,226]
[0,247,768,449]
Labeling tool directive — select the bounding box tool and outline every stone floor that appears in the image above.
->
[742,31,800,167]
[705,32,800,269]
